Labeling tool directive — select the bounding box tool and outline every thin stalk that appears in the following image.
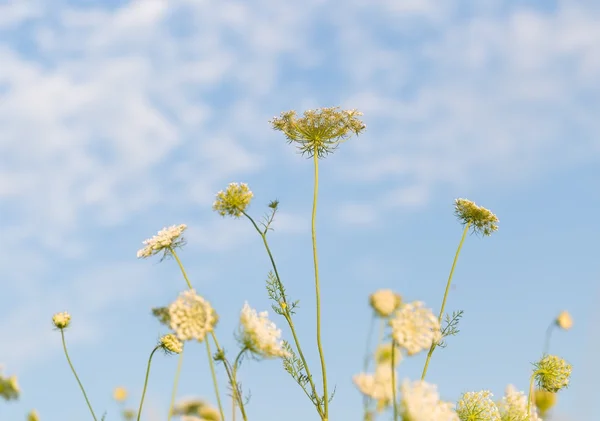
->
[206,337,226,421]
[136,346,160,421]
[243,211,324,418]
[527,373,536,417]
[169,247,193,290]
[391,340,398,421]
[212,332,248,421]
[361,313,376,415]
[543,322,554,355]
[421,223,470,381]
[60,329,98,421]
[311,151,329,419]
[166,350,184,421]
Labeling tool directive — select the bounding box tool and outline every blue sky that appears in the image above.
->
[1,0,599,420]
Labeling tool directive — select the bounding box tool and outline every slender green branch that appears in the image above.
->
[212,332,248,421]
[543,322,554,355]
[166,350,184,421]
[243,210,323,418]
[527,372,536,417]
[391,339,398,421]
[137,346,160,421]
[206,337,226,421]
[312,151,329,419]
[421,223,470,381]
[60,329,98,421]
[169,248,193,290]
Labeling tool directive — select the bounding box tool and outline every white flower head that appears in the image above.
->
[169,290,218,342]
[498,385,541,421]
[239,302,290,358]
[369,289,402,318]
[400,380,458,421]
[390,301,441,356]
[456,391,500,421]
[137,224,187,259]
[353,365,397,412]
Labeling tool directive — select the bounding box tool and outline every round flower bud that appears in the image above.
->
[534,389,557,416]
[52,312,71,329]
[113,386,128,402]
[369,289,402,318]
[533,354,572,392]
[555,311,573,330]
[160,334,183,354]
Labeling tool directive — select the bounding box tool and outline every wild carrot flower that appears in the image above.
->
[533,355,572,392]
[113,386,128,402]
[52,311,71,329]
[555,311,573,330]
[160,334,183,354]
[375,342,402,367]
[27,410,40,421]
[456,391,500,421]
[399,380,458,421]
[174,397,206,415]
[212,183,253,217]
[369,289,402,318]
[498,385,541,421]
[168,290,218,342]
[137,224,187,259]
[353,365,397,412]
[454,198,499,236]
[199,405,221,421]
[390,301,441,356]
[239,302,290,358]
[270,107,366,158]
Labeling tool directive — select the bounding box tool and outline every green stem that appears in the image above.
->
[243,211,324,419]
[391,339,398,421]
[212,332,248,421]
[421,223,470,381]
[543,322,554,355]
[166,349,184,421]
[361,313,376,415]
[312,151,329,420]
[169,248,193,290]
[527,372,536,417]
[60,329,98,421]
[206,337,226,421]
[136,346,160,421]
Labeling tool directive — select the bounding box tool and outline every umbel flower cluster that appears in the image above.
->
[36,107,575,421]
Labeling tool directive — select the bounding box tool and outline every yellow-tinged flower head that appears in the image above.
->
[173,397,205,415]
[534,354,572,392]
[374,342,402,367]
[52,312,71,329]
[27,409,40,421]
[389,301,441,356]
[113,386,128,402]
[534,388,557,416]
[0,373,20,400]
[454,198,499,236]
[199,405,221,421]
[400,380,458,421]
[212,183,253,218]
[270,106,366,158]
[160,334,183,354]
[239,302,290,358]
[137,224,187,259]
[168,290,218,342]
[122,409,136,421]
[555,311,573,330]
[498,385,541,421]
[456,391,500,421]
[369,289,402,318]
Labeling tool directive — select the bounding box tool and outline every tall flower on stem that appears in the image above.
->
[213,184,324,418]
[270,106,366,420]
[138,225,225,421]
[136,334,183,421]
[527,354,572,416]
[52,312,98,421]
[421,199,498,380]
[543,310,573,355]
